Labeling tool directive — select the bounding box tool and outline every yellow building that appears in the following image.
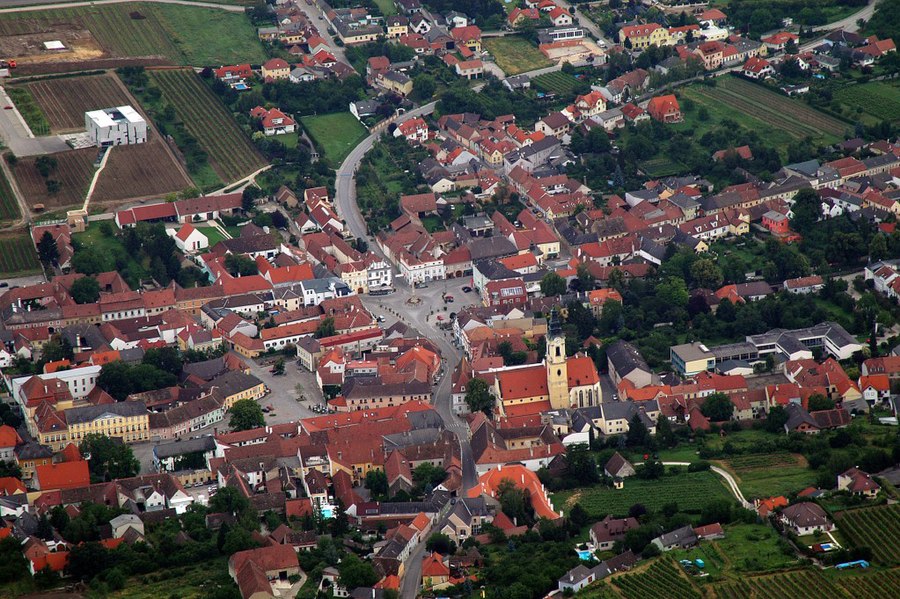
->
[213,371,266,409]
[618,23,670,49]
[65,402,150,444]
[386,16,409,38]
[261,58,291,80]
[546,316,569,410]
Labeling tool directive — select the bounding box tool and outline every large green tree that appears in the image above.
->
[69,277,100,304]
[540,272,567,297]
[701,393,734,422]
[79,433,139,481]
[37,231,59,265]
[228,398,265,431]
[465,378,494,416]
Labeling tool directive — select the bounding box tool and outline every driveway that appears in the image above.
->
[304,0,349,67]
[0,86,69,156]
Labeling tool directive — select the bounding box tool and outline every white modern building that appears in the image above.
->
[85,106,147,147]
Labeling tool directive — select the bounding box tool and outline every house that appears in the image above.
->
[110,513,144,539]
[455,60,484,80]
[173,223,208,253]
[535,112,571,138]
[250,106,296,136]
[651,524,698,551]
[228,545,301,598]
[780,502,832,535]
[603,451,635,480]
[784,275,824,295]
[761,31,799,51]
[837,467,880,498]
[693,522,725,540]
[607,340,656,388]
[34,460,90,491]
[647,95,682,123]
[394,117,429,143]
[590,515,639,550]
[742,56,774,79]
[421,552,450,591]
[548,6,572,27]
[377,70,413,96]
[261,58,291,80]
[450,25,482,53]
[618,23,669,49]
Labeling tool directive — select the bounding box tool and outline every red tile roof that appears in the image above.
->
[35,460,90,491]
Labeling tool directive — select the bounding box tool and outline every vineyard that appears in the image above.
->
[20,73,132,132]
[149,69,265,184]
[13,148,96,210]
[0,167,20,224]
[91,140,193,205]
[835,504,900,565]
[0,233,41,277]
[612,559,701,599]
[7,87,49,136]
[553,471,733,519]
[0,3,265,66]
[834,81,900,124]
[687,77,849,145]
[743,569,848,599]
[836,568,900,598]
[532,71,582,96]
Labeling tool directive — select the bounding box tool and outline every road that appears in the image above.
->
[559,0,613,47]
[811,0,880,32]
[0,86,69,156]
[306,0,350,68]
[334,101,437,244]
[0,0,246,13]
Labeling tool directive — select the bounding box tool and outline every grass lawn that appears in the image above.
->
[372,0,397,15]
[639,156,687,177]
[196,226,228,246]
[552,471,734,519]
[72,225,146,284]
[718,453,817,500]
[276,132,300,149]
[301,112,368,166]
[483,36,552,76]
[109,557,236,599]
[713,524,798,573]
[149,4,268,65]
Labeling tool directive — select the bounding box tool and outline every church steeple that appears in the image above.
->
[546,308,568,409]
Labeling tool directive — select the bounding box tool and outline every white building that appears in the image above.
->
[85,106,147,147]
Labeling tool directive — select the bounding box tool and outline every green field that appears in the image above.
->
[835,504,900,565]
[713,524,797,573]
[552,471,733,519]
[834,81,900,124]
[483,36,552,76]
[6,87,49,136]
[0,3,266,66]
[612,558,701,599]
[107,557,236,599]
[639,157,687,177]
[72,225,146,284]
[372,0,397,16]
[149,69,266,185]
[680,77,850,152]
[720,453,816,500]
[301,112,368,166]
[0,166,20,224]
[532,71,582,96]
[0,233,40,277]
[195,226,228,246]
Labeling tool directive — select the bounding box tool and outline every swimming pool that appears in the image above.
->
[577,549,592,561]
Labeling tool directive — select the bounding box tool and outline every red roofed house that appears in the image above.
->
[586,288,623,317]
[173,223,209,253]
[837,467,880,498]
[0,424,22,461]
[647,95,682,123]
[228,545,301,598]
[761,31,799,51]
[468,464,561,520]
[455,59,484,79]
[713,145,753,162]
[261,58,291,80]
[214,63,252,84]
[34,460,90,491]
[451,25,482,52]
[859,374,890,405]
[249,106,296,136]
[742,56,774,79]
[422,552,451,591]
[394,116,429,143]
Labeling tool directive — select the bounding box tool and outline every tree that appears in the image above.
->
[791,188,820,235]
[37,231,59,265]
[69,276,100,304]
[636,459,664,480]
[870,234,888,261]
[655,414,676,448]
[79,434,139,481]
[413,462,447,493]
[224,253,258,277]
[338,554,379,591]
[272,358,285,376]
[66,541,109,581]
[228,399,265,431]
[426,533,455,554]
[465,378,494,416]
[626,414,650,447]
[690,258,723,289]
[413,73,437,100]
[701,393,734,422]
[314,317,336,339]
[807,394,835,412]
[242,185,262,212]
[365,469,388,499]
[540,272,567,297]
[497,478,530,525]
[142,346,183,375]
[210,486,251,517]
[565,444,599,485]
[765,405,789,432]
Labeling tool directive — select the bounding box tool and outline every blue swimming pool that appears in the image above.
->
[577,549,592,561]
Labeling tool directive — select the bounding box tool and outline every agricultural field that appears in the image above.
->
[611,558,701,599]
[0,3,266,68]
[712,524,797,573]
[835,568,900,599]
[834,81,900,124]
[149,69,266,184]
[719,453,816,500]
[532,71,582,96]
[834,504,900,565]
[91,140,193,205]
[17,72,132,132]
[0,167,20,224]
[300,112,368,166]
[0,232,41,277]
[483,36,552,76]
[13,148,96,210]
[552,471,733,519]
[742,569,845,599]
[681,77,850,150]
[6,87,49,136]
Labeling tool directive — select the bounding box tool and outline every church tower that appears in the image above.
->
[546,309,569,409]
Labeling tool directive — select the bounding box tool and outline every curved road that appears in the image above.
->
[0,0,246,13]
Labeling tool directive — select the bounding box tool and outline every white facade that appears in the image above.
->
[85,106,147,147]
[10,365,101,405]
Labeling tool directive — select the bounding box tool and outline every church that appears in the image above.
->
[492,311,603,418]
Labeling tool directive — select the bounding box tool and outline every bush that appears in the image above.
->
[687,461,711,472]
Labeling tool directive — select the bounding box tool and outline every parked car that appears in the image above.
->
[461,286,472,293]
